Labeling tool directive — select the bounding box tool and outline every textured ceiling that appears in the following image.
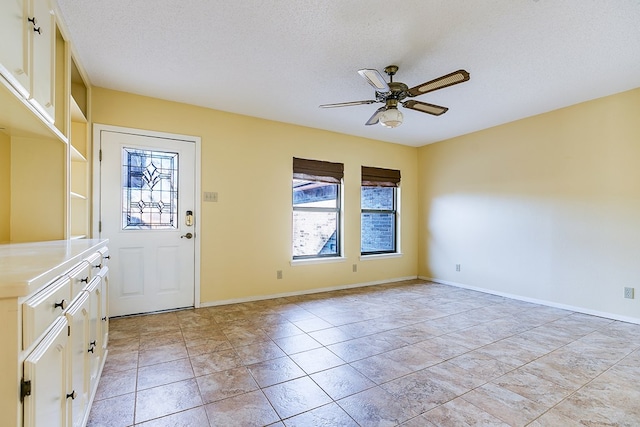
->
[54,0,640,147]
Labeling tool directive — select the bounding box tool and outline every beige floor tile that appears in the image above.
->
[94,368,137,401]
[420,397,511,426]
[87,392,135,427]
[137,358,194,390]
[380,369,463,414]
[462,382,548,426]
[88,280,640,427]
[263,376,332,419]
[134,406,210,427]
[102,350,138,373]
[274,333,322,354]
[185,336,233,356]
[134,379,202,424]
[189,348,243,376]
[311,364,376,400]
[491,369,573,407]
[290,346,345,374]
[138,342,188,367]
[247,356,306,387]
[338,386,416,426]
[283,402,358,426]
[234,340,287,365]
[196,366,258,403]
[383,344,443,372]
[350,352,414,384]
[308,326,353,346]
[204,390,280,426]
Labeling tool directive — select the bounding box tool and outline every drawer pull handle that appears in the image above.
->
[80,277,89,283]
[90,340,96,346]
[66,390,76,400]
[94,264,102,269]
[101,316,107,321]
[33,26,41,34]
[88,346,94,353]
[27,16,37,26]
[54,299,67,310]
[104,255,111,259]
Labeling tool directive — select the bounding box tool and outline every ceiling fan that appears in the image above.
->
[320,65,470,128]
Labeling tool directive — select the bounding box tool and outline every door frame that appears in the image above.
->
[92,123,202,309]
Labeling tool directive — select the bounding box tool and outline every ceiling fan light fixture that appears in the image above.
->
[379,107,403,128]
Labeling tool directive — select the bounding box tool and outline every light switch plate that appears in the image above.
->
[203,192,218,202]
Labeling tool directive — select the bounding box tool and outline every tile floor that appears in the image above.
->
[88,279,640,426]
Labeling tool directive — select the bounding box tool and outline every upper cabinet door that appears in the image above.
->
[0,0,31,97]
[28,0,56,122]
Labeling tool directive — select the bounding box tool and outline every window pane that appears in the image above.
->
[122,148,178,230]
[361,186,394,210]
[293,179,338,208]
[361,212,395,252]
[292,211,338,257]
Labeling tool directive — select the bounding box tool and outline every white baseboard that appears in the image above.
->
[199,276,419,308]
[420,276,640,325]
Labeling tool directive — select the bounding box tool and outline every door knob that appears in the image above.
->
[181,233,193,239]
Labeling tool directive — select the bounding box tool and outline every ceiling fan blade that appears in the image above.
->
[365,106,386,125]
[358,69,390,93]
[403,100,449,116]
[319,100,377,108]
[407,69,470,97]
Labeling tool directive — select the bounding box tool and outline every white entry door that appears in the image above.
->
[98,128,197,317]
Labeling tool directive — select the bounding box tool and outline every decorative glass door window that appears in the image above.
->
[122,148,179,229]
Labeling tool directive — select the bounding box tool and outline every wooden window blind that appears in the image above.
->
[293,157,344,183]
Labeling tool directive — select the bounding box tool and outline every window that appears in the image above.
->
[361,166,400,255]
[122,147,179,230]
[292,158,343,259]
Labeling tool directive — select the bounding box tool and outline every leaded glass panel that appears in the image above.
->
[122,148,178,229]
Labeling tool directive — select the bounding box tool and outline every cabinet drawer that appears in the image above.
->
[67,261,92,296]
[98,247,110,267]
[22,276,72,350]
[85,252,103,277]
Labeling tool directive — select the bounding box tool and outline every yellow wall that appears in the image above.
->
[10,137,66,242]
[418,88,640,321]
[0,132,9,243]
[91,88,419,304]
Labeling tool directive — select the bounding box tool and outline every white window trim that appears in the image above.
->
[290,256,347,266]
[360,186,401,256]
[360,252,403,261]
[291,178,344,261]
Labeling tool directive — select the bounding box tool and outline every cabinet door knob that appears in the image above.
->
[87,346,94,353]
[104,255,111,259]
[33,26,41,34]
[27,16,37,25]
[94,264,102,269]
[80,277,89,283]
[54,299,67,310]
[66,390,76,400]
[101,316,107,321]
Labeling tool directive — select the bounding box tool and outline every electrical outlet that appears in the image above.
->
[276,270,283,280]
[203,192,218,202]
[624,287,634,299]
[456,264,461,272]
[352,264,357,273]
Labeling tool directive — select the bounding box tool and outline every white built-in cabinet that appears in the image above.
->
[0,240,109,427]
[0,0,56,122]
[1,4,105,423]
[1,0,92,243]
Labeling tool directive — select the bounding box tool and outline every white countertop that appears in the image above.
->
[0,239,108,298]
